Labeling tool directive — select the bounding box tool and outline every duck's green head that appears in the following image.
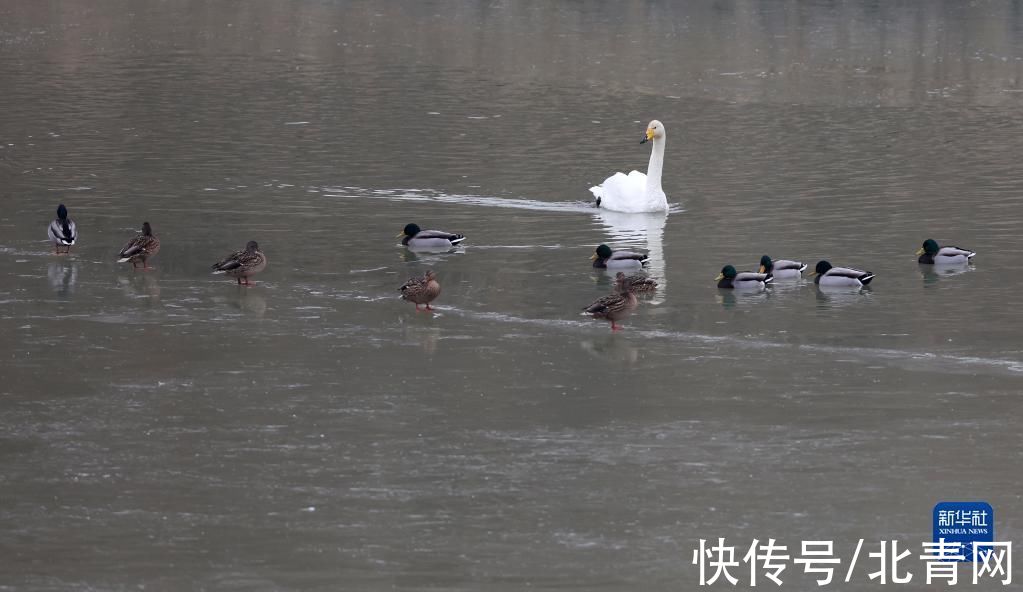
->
[811,260,832,276]
[917,239,939,256]
[398,223,421,238]
[759,255,773,274]
[57,204,68,220]
[715,265,737,281]
[592,244,613,261]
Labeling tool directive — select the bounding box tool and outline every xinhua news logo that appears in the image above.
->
[934,501,994,562]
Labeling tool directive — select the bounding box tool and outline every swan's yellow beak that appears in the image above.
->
[640,128,655,144]
[714,273,724,281]
[915,247,925,256]
[589,253,598,261]
[758,265,766,274]
[396,231,407,238]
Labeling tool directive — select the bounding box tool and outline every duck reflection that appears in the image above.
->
[47,261,78,297]
[594,209,668,304]
[399,248,462,264]
[119,271,161,301]
[400,321,441,354]
[716,288,771,309]
[230,286,267,316]
[580,335,640,367]
[814,284,871,308]
[918,263,972,286]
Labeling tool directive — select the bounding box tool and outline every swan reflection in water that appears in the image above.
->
[593,209,668,305]
[47,261,78,297]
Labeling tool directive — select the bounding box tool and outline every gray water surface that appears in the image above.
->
[1,1,1022,590]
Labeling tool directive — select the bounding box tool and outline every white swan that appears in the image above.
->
[590,120,668,213]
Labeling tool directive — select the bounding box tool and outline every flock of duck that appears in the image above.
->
[45,119,977,330]
[395,120,977,331]
[46,204,268,284]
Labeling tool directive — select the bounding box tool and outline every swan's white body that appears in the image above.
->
[590,120,668,213]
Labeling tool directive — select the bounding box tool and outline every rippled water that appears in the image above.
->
[2,1,1023,590]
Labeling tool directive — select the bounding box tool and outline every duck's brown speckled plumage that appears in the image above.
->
[400,269,441,311]
[117,222,160,270]
[583,274,639,330]
[618,272,658,293]
[212,241,268,285]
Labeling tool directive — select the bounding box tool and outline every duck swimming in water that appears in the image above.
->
[398,223,466,249]
[758,255,806,280]
[716,265,772,290]
[810,260,874,287]
[590,244,649,270]
[916,239,975,265]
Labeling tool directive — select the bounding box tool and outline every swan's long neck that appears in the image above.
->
[645,137,665,198]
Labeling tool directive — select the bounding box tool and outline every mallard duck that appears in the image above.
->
[591,244,649,270]
[917,239,975,265]
[399,269,441,311]
[617,271,658,293]
[117,222,160,270]
[47,204,77,254]
[716,265,772,289]
[811,260,874,286]
[211,241,267,285]
[759,255,806,279]
[583,276,639,331]
[589,120,669,212]
[397,223,466,249]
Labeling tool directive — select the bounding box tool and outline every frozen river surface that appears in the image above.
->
[1,1,1022,590]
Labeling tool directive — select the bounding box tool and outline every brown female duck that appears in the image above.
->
[583,274,639,331]
[117,222,160,270]
[399,269,441,311]
[211,241,268,285]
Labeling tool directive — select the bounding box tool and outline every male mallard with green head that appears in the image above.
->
[590,244,649,270]
[397,223,466,249]
[916,239,975,265]
[716,265,772,290]
[48,204,77,254]
[758,255,806,279]
[810,261,875,287]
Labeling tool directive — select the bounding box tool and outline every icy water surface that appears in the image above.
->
[2,1,1023,590]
